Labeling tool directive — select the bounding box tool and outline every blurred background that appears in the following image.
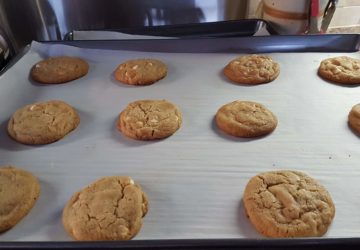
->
[0,0,359,67]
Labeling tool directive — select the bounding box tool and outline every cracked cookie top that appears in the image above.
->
[0,166,40,233]
[223,55,280,84]
[117,99,182,140]
[30,56,89,84]
[114,58,167,85]
[7,100,80,145]
[215,100,277,138]
[243,170,335,238]
[62,176,149,241]
[318,56,360,85]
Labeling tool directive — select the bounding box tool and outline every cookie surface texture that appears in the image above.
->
[30,56,89,84]
[215,100,277,137]
[62,176,149,241]
[243,170,335,238]
[114,58,167,85]
[348,103,360,133]
[318,56,360,84]
[223,54,280,84]
[117,99,182,140]
[8,100,80,145]
[0,166,40,233]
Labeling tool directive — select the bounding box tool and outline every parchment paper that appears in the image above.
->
[0,41,359,241]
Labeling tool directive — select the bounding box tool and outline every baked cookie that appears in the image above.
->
[30,56,89,84]
[348,103,360,134]
[117,99,182,140]
[243,170,335,238]
[8,100,80,145]
[0,166,40,233]
[62,176,149,241]
[215,101,277,138]
[114,58,167,85]
[223,55,280,84]
[318,56,360,84]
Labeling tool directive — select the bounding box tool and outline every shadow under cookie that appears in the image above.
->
[211,117,269,142]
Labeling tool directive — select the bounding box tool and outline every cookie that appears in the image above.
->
[223,55,280,84]
[117,99,182,140]
[114,58,167,85]
[318,56,360,84]
[30,56,89,84]
[62,176,148,241]
[8,100,80,145]
[0,166,40,233]
[215,101,277,138]
[348,103,360,134]
[243,170,335,238]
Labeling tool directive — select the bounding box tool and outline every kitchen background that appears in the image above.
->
[0,0,359,69]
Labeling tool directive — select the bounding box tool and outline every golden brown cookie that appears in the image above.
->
[114,58,167,85]
[0,166,40,233]
[318,56,360,84]
[348,103,360,134]
[223,55,280,84]
[62,176,149,241]
[215,101,277,138]
[8,100,80,145]
[243,170,335,238]
[30,56,89,84]
[117,99,182,140]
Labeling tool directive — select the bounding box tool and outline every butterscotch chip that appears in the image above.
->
[243,170,335,238]
[215,101,277,138]
[348,103,360,134]
[30,56,89,84]
[318,56,360,84]
[62,176,149,241]
[117,99,182,140]
[114,59,167,85]
[223,55,280,84]
[8,100,80,145]
[0,166,40,233]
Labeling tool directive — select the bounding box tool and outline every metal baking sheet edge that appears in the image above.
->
[44,34,360,53]
[1,238,360,250]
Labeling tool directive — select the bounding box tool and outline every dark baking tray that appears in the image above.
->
[1,238,360,250]
[64,19,277,40]
[1,35,360,249]
[50,34,360,53]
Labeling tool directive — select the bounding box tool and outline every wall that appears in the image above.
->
[330,0,360,28]
[247,0,360,30]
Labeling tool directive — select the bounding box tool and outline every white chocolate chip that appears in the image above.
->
[150,119,158,123]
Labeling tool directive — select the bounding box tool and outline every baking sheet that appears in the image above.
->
[68,19,272,40]
[0,41,360,241]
